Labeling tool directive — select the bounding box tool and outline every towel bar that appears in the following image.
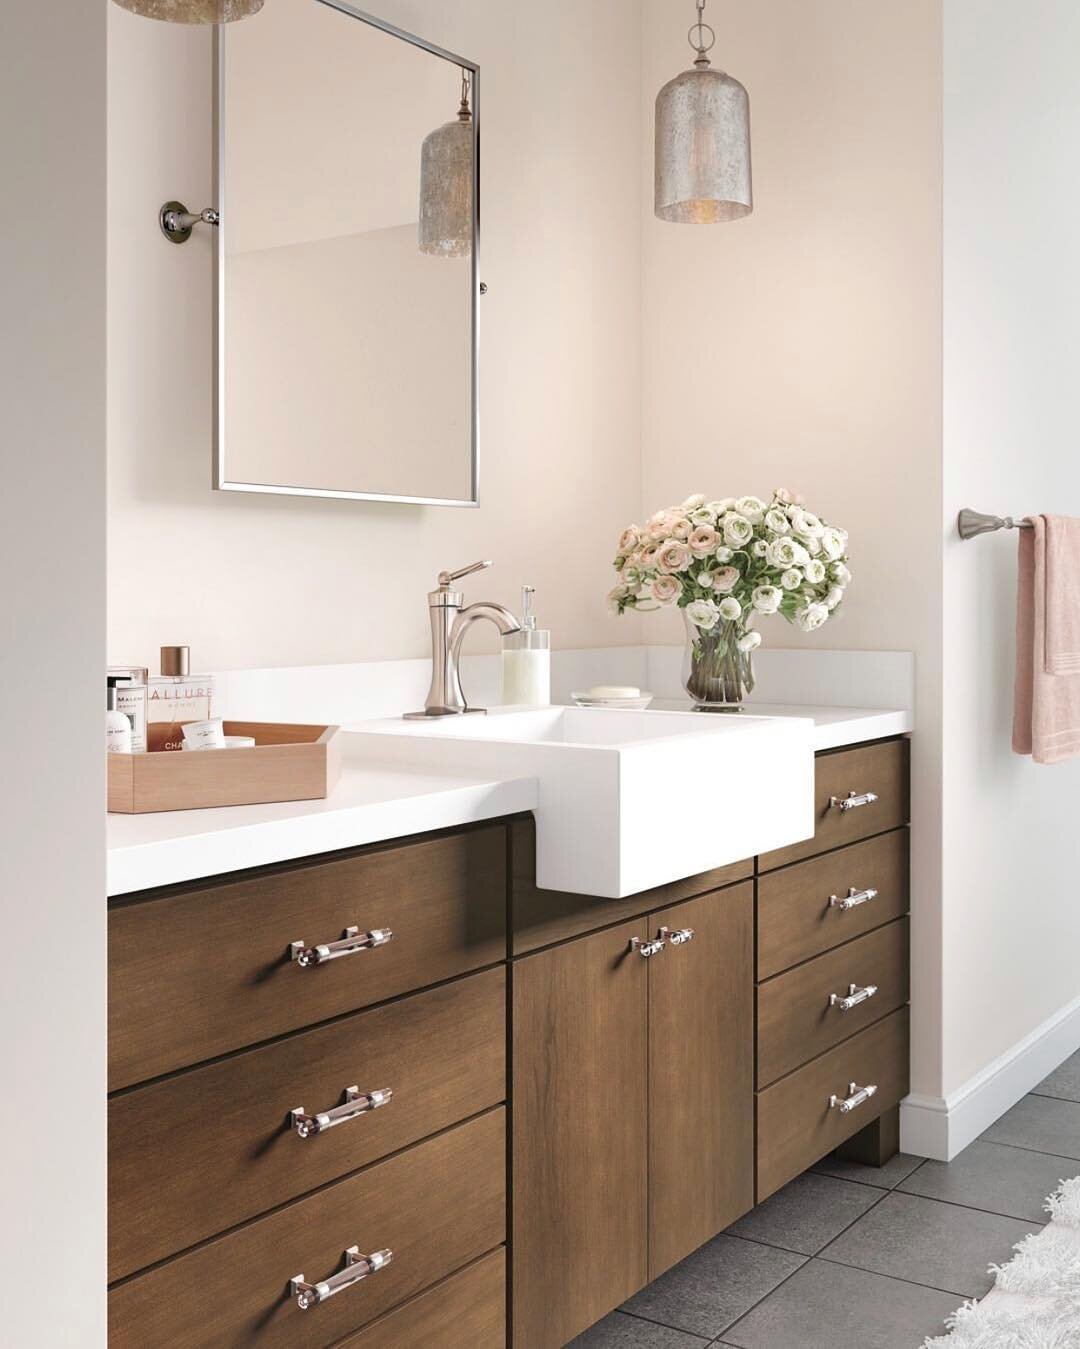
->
[957,509,1034,541]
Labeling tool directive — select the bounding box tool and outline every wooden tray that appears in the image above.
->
[107,721,340,814]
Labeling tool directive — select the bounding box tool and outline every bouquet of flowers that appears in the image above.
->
[609,489,851,705]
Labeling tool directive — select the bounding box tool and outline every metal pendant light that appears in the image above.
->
[419,68,474,259]
[655,0,752,223]
[110,0,262,22]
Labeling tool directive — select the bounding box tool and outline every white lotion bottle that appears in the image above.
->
[501,586,551,706]
[106,683,133,754]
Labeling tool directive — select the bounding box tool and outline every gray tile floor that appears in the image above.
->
[570,1048,1080,1348]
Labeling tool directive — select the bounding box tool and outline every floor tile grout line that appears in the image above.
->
[813,1155,929,1192]
[814,1251,988,1301]
[978,1136,1080,1163]
[893,1185,1052,1226]
[1028,1089,1080,1103]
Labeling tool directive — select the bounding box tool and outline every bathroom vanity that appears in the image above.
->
[106,722,910,1348]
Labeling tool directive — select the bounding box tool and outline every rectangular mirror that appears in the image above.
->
[216,0,479,505]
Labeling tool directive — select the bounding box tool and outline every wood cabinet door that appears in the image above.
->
[648,883,755,1278]
[511,919,649,1349]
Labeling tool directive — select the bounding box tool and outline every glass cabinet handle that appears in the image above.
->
[829,790,879,812]
[291,1086,393,1139]
[829,887,878,912]
[658,925,695,947]
[630,935,666,958]
[828,1081,878,1114]
[828,983,878,1013]
[291,1247,392,1310]
[290,926,393,968]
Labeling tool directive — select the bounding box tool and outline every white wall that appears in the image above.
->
[0,5,107,1344]
[107,0,644,670]
[942,0,1080,1099]
[639,0,946,1101]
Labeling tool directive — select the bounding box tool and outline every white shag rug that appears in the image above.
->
[923,1176,1080,1348]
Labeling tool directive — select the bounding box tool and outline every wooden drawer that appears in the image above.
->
[757,829,909,979]
[109,825,507,1089]
[338,1249,505,1348]
[108,1108,506,1348]
[109,967,506,1280]
[757,1008,909,1201]
[760,739,909,871]
[757,919,909,1087]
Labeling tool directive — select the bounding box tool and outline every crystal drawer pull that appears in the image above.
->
[290,926,393,968]
[291,1247,392,1311]
[829,1081,878,1114]
[659,925,695,947]
[829,790,879,812]
[291,1086,393,1139]
[829,983,878,1013]
[829,887,878,912]
[630,935,666,958]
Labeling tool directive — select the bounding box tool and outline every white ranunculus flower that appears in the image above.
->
[607,584,629,613]
[801,532,822,556]
[830,561,852,586]
[712,566,740,593]
[686,598,720,630]
[789,508,824,538]
[735,495,766,524]
[710,498,736,514]
[718,596,742,622]
[752,539,768,557]
[722,513,754,548]
[795,601,830,632]
[695,569,713,588]
[766,536,799,570]
[764,507,790,535]
[681,493,706,511]
[825,585,844,610]
[804,559,827,584]
[689,506,717,526]
[752,585,782,615]
[737,629,762,653]
[790,541,812,568]
[820,526,845,560]
[714,545,733,563]
[780,568,803,590]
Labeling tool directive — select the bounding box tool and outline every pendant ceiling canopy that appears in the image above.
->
[655,0,752,224]
[418,68,474,259]
[110,0,263,22]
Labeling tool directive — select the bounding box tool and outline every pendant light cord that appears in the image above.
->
[689,0,716,65]
[458,67,472,121]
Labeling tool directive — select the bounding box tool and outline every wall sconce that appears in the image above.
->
[111,0,262,21]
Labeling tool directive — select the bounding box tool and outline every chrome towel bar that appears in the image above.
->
[957,509,1034,541]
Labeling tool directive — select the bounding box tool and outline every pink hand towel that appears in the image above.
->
[1013,514,1080,764]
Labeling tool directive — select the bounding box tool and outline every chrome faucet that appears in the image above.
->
[405,561,522,718]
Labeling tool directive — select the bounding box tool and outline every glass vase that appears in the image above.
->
[682,611,756,710]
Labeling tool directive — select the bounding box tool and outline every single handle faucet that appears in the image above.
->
[405,561,522,718]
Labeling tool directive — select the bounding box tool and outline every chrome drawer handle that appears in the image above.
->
[630,935,666,958]
[290,926,393,968]
[659,926,695,947]
[291,1246,392,1310]
[829,983,878,1013]
[829,1081,878,1114]
[829,790,879,812]
[291,1086,393,1139]
[829,887,878,912]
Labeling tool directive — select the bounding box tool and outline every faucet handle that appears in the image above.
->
[438,560,492,588]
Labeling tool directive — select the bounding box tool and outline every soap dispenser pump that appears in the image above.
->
[501,586,551,706]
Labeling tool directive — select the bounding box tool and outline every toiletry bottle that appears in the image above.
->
[501,586,551,705]
[106,681,133,754]
[107,665,148,753]
[147,646,215,752]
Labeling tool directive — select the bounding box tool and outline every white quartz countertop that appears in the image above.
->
[106,702,911,897]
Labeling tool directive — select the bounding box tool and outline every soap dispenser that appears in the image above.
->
[501,586,551,706]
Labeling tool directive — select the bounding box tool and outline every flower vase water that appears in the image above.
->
[609,490,852,710]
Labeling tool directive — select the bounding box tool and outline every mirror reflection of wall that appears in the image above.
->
[220,0,478,504]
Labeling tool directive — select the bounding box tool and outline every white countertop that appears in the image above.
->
[106,703,911,897]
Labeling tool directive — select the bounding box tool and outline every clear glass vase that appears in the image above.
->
[682,612,756,710]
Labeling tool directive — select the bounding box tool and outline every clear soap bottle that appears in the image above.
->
[501,586,551,706]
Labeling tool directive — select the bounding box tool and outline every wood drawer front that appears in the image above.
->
[109,826,507,1089]
[760,739,910,871]
[338,1249,505,1348]
[757,919,909,1088]
[109,967,506,1281]
[757,829,909,979]
[108,1108,505,1349]
[756,1008,909,1201]
[511,816,752,955]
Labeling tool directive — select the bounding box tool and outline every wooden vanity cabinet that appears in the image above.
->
[511,881,754,1349]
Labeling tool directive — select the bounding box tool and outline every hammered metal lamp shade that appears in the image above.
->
[655,66,752,223]
[418,106,473,258]
[110,0,263,21]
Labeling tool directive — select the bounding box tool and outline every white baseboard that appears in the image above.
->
[901,992,1080,1160]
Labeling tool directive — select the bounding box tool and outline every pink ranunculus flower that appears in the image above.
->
[617,527,640,555]
[670,517,692,541]
[638,542,661,568]
[689,524,719,556]
[651,575,683,606]
[711,566,740,593]
[656,540,692,574]
[646,518,670,541]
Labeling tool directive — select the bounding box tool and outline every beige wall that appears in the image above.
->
[640,0,944,1097]
[2,5,107,1341]
[107,0,644,669]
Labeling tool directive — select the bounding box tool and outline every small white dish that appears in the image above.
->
[571,691,654,710]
